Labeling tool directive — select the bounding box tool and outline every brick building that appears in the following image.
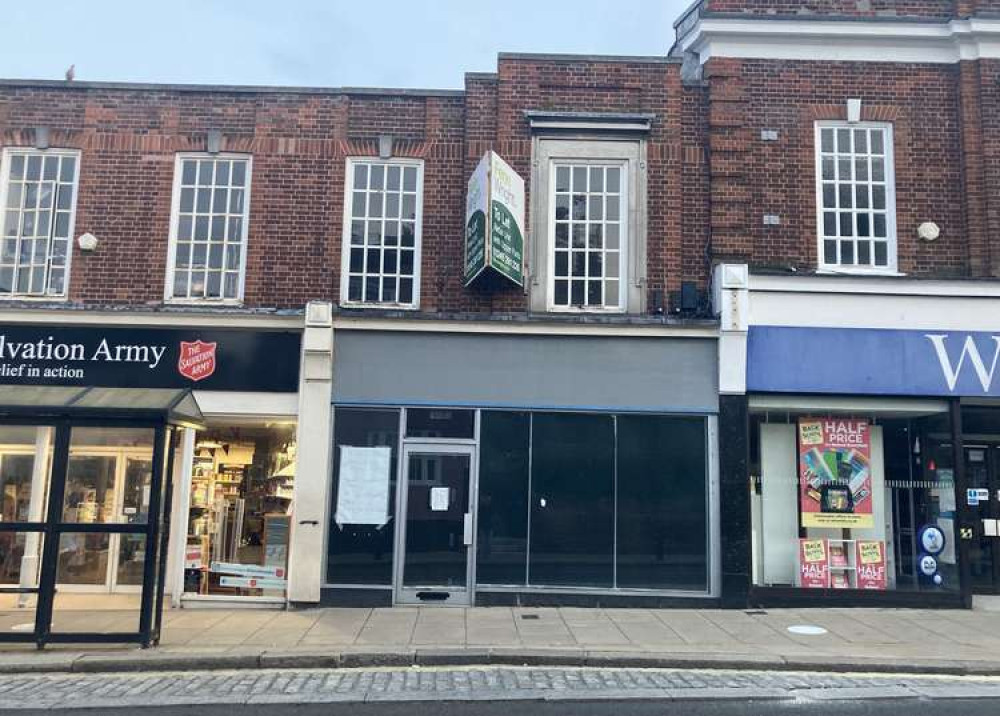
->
[0,0,998,634]
[675,0,1000,607]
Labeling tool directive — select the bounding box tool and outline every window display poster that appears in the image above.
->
[798,418,874,528]
[856,540,887,590]
[799,538,830,589]
[335,446,392,527]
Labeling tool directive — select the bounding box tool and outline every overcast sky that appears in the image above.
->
[0,0,692,89]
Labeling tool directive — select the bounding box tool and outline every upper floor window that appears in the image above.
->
[551,162,625,310]
[530,139,643,314]
[341,158,422,308]
[815,122,896,273]
[167,154,251,302]
[0,148,79,298]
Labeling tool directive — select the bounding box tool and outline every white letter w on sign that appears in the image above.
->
[926,334,1000,392]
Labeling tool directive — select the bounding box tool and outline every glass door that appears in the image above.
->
[395,444,476,606]
[966,446,1000,594]
[58,444,154,593]
[112,455,153,592]
[57,454,118,590]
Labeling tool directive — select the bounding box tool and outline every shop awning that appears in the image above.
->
[0,386,204,427]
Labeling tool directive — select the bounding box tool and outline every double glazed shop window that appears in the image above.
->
[168,155,250,301]
[750,410,957,593]
[342,159,422,308]
[0,149,79,297]
[326,409,710,592]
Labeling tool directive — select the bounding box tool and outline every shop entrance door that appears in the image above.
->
[965,445,1000,594]
[58,450,153,594]
[395,444,476,606]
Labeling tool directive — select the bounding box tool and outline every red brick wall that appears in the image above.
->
[0,57,699,314]
[3,43,997,312]
[968,59,1000,276]
[483,56,702,311]
[704,58,977,277]
[0,86,467,310]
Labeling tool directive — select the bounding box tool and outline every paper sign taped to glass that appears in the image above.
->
[798,418,874,528]
[219,576,287,590]
[335,446,392,528]
[210,562,285,579]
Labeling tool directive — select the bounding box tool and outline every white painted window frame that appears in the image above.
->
[0,147,81,301]
[339,157,424,310]
[164,152,252,305]
[814,121,898,275]
[547,160,629,313]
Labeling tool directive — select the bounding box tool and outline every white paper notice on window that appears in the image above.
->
[430,486,450,512]
[335,446,392,528]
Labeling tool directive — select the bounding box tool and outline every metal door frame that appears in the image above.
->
[109,451,155,594]
[393,441,478,606]
[965,444,1000,595]
[0,417,175,648]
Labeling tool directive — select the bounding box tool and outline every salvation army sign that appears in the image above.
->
[177,341,217,382]
[748,326,1000,397]
[0,326,299,392]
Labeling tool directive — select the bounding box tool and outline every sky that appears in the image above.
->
[0,0,693,90]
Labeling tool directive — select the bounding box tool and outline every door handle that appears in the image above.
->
[463,513,473,546]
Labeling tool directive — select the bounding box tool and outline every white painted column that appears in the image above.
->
[287,301,334,604]
[165,428,195,608]
[18,427,52,608]
[712,263,749,395]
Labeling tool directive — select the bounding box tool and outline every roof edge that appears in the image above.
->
[0,78,465,98]
[498,52,678,65]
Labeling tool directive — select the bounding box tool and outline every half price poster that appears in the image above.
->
[799,538,830,589]
[856,540,887,590]
[799,418,874,529]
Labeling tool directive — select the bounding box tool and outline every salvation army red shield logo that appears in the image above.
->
[177,341,217,382]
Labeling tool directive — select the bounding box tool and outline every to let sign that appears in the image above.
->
[464,151,525,288]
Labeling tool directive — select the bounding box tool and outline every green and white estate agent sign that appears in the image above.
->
[464,151,525,287]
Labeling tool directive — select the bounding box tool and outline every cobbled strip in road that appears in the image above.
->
[0,667,999,709]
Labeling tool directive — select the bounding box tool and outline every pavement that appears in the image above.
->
[4,665,1000,711]
[2,605,1000,676]
[17,703,1000,716]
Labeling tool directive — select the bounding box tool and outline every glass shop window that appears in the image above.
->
[749,408,957,593]
[405,408,474,440]
[183,423,297,597]
[476,411,530,585]
[476,410,710,593]
[327,408,400,585]
[0,425,53,590]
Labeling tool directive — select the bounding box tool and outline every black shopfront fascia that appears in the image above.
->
[0,325,301,392]
[720,395,974,610]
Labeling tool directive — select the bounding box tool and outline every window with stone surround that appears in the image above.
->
[530,138,644,314]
